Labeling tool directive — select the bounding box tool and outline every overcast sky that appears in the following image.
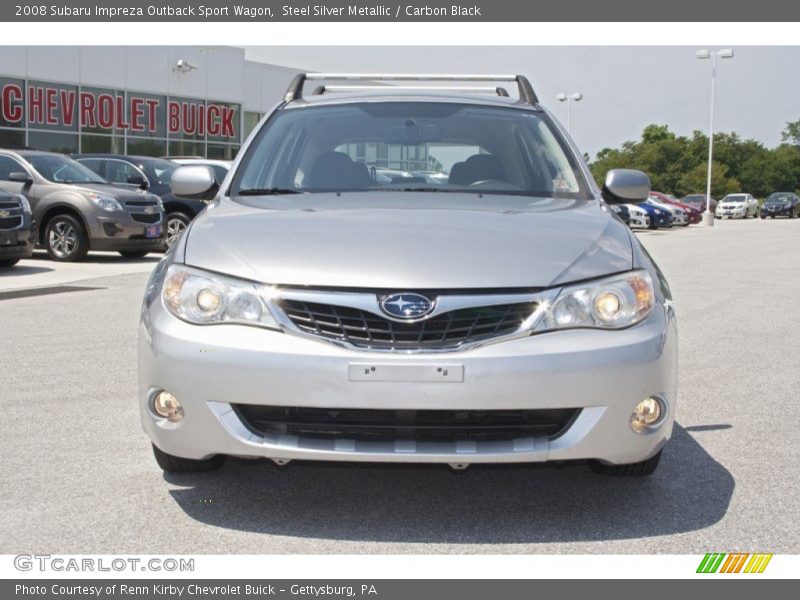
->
[242,46,798,159]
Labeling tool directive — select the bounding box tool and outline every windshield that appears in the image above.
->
[140,159,177,185]
[234,102,589,198]
[767,193,791,203]
[28,155,106,184]
[723,195,746,203]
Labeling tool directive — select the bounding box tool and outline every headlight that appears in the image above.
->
[162,264,281,330]
[15,194,31,214]
[535,270,655,332]
[88,192,123,212]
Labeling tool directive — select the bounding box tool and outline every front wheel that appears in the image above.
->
[589,450,662,477]
[44,214,89,262]
[118,250,150,259]
[165,212,191,248]
[0,258,21,268]
[152,444,225,473]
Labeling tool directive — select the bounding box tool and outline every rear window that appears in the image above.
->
[234,102,589,199]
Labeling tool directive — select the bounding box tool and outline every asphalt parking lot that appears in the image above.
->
[1,218,798,554]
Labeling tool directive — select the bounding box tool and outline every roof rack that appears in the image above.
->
[311,85,510,97]
[284,73,538,104]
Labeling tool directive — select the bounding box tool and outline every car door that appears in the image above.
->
[749,195,757,216]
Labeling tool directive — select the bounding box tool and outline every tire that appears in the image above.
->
[0,258,21,268]
[44,214,89,262]
[589,450,662,477]
[165,212,191,248]
[152,444,225,473]
[118,250,150,259]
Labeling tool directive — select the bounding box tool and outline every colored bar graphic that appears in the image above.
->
[699,553,772,574]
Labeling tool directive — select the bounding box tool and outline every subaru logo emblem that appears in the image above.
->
[380,293,435,320]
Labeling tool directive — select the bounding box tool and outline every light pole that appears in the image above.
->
[557,92,583,135]
[696,48,734,226]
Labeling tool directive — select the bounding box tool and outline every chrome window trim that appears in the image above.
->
[263,287,561,354]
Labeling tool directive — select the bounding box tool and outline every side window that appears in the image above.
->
[105,160,141,185]
[78,159,103,176]
[0,156,26,181]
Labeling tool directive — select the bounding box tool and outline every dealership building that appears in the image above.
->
[0,46,302,159]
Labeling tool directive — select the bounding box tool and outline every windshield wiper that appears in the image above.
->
[237,188,305,196]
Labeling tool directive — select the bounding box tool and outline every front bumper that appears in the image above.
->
[762,208,791,217]
[0,226,35,260]
[139,293,678,466]
[88,212,166,251]
[716,208,746,218]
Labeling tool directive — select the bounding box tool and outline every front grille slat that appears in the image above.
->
[130,213,161,224]
[280,298,536,351]
[0,216,23,230]
[234,405,580,443]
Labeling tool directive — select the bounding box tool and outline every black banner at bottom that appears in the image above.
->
[3,580,795,600]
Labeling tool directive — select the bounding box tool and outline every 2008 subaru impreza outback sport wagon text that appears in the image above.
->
[139,74,677,477]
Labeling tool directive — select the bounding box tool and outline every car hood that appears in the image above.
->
[72,183,160,202]
[183,193,633,289]
[719,202,745,208]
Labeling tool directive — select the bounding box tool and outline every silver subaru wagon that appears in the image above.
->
[138,74,677,476]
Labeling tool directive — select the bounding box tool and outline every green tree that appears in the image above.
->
[590,123,800,199]
[676,161,739,198]
[781,120,800,147]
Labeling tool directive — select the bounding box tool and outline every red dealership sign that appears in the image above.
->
[1,81,238,139]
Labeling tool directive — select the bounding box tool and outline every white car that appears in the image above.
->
[646,196,688,226]
[624,204,651,229]
[715,193,759,219]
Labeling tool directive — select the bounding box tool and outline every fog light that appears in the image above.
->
[630,397,663,433]
[153,391,183,422]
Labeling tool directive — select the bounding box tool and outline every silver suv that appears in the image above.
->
[139,74,677,476]
[0,150,165,261]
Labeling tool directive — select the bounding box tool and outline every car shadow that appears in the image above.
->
[28,251,162,264]
[164,423,733,545]
[0,265,53,276]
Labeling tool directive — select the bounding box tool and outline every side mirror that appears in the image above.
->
[171,165,218,200]
[8,171,33,185]
[601,169,651,204]
[127,174,148,190]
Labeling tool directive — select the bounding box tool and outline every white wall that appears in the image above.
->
[0,46,302,112]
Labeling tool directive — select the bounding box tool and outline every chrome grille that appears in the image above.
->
[123,199,159,208]
[0,197,23,230]
[279,299,537,350]
[123,198,161,224]
[0,216,23,230]
[131,213,160,224]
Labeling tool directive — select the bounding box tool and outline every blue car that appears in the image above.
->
[637,202,672,229]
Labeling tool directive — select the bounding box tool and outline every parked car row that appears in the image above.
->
[609,190,697,231]
[0,150,231,268]
[611,189,800,229]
